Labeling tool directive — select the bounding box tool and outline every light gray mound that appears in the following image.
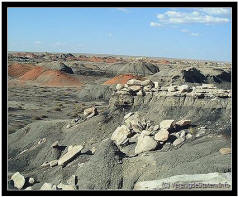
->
[107,61,159,76]
[75,139,123,190]
[37,62,74,74]
[77,84,115,101]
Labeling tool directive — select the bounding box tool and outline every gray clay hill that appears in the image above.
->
[7,52,232,191]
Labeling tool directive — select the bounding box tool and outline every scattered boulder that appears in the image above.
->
[176,120,191,127]
[186,133,193,140]
[111,125,131,146]
[49,160,58,167]
[40,183,57,190]
[84,107,98,118]
[153,125,160,131]
[67,175,77,185]
[28,177,35,185]
[128,85,142,92]
[91,147,96,154]
[127,79,142,86]
[168,86,177,92]
[124,112,134,120]
[154,129,169,142]
[116,84,124,90]
[160,120,175,130]
[135,135,158,154]
[219,148,231,155]
[57,183,77,190]
[24,187,33,190]
[141,130,153,136]
[51,141,59,148]
[178,84,190,92]
[141,79,154,87]
[11,172,25,189]
[58,145,84,166]
[41,161,50,167]
[173,137,185,147]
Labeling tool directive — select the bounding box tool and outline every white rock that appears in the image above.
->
[66,124,71,129]
[24,187,33,190]
[67,175,77,185]
[173,137,185,146]
[28,177,35,184]
[84,107,97,117]
[40,183,57,190]
[195,130,206,138]
[154,129,169,142]
[153,125,160,131]
[41,161,50,167]
[68,145,73,152]
[135,135,158,154]
[180,130,186,139]
[38,138,46,145]
[201,84,216,89]
[11,172,25,189]
[116,84,124,90]
[137,90,144,96]
[58,145,84,166]
[176,120,191,127]
[168,86,177,92]
[186,133,193,140]
[51,141,59,148]
[178,85,190,93]
[111,125,131,146]
[154,82,159,89]
[160,120,175,130]
[91,147,96,154]
[143,85,153,92]
[57,183,76,190]
[49,160,58,167]
[141,80,154,87]
[124,112,134,120]
[141,130,153,136]
[128,85,142,92]
[127,79,142,86]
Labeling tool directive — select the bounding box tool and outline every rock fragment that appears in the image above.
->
[49,160,58,167]
[219,148,231,155]
[176,120,191,127]
[135,135,158,154]
[58,145,84,166]
[160,120,175,130]
[11,172,25,190]
[57,183,77,190]
[111,125,131,146]
[40,183,57,190]
[154,129,169,142]
[28,177,35,184]
[173,137,185,146]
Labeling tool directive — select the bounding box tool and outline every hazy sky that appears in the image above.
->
[8,7,232,61]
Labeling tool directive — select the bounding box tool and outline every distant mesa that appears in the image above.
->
[37,62,74,74]
[108,61,160,76]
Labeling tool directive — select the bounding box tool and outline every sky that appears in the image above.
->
[8,7,232,62]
